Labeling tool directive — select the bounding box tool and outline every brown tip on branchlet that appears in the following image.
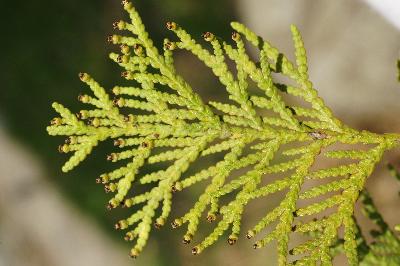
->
[164,42,171,50]
[228,236,237,245]
[246,230,254,239]
[107,35,114,43]
[182,234,192,244]
[115,138,126,147]
[100,174,109,184]
[191,247,199,255]
[58,145,65,153]
[141,142,149,148]
[166,21,177,31]
[293,211,298,217]
[154,133,160,138]
[253,243,260,249]
[112,97,120,106]
[291,225,297,232]
[129,249,138,259]
[289,249,294,255]
[117,55,123,63]
[120,44,130,54]
[78,94,89,103]
[112,21,122,30]
[133,44,143,55]
[232,31,240,41]
[50,118,62,126]
[106,203,113,210]
[114,139,121,146]
[95,178,102,184]
[78,72,85,81]
[104,185,111,193]
[171,219,181,229]
[107,153,117,161]
[114,97,125,107]
[81,111,90,120]
[202,32,214,42]
[114,222,121,230]
[123,114,134,123]
[154,218,164,229]
[206,214,216,223]
[124,231,136,241]
[164,41,176,51]
[121,71,129,78]
[121,0,132,9]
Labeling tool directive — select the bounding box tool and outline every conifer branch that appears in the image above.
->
[47,1,400,264]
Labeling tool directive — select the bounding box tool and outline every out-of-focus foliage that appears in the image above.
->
[358,188,400,266]
[0,1,235,265]
[329,171,400,266]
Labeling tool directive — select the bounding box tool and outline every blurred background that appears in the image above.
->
[0,0,399,265]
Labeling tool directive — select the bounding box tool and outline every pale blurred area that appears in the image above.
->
[0,1,399,266]
[0,120,134,266]
[236,0,400,229]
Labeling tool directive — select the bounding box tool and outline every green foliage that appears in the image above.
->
[358,190,400,265]
[330,165,400,265]
[397,59,400,82]
[47,1,400,265]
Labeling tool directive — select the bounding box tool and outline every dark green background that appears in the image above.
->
[0,1,237,265]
